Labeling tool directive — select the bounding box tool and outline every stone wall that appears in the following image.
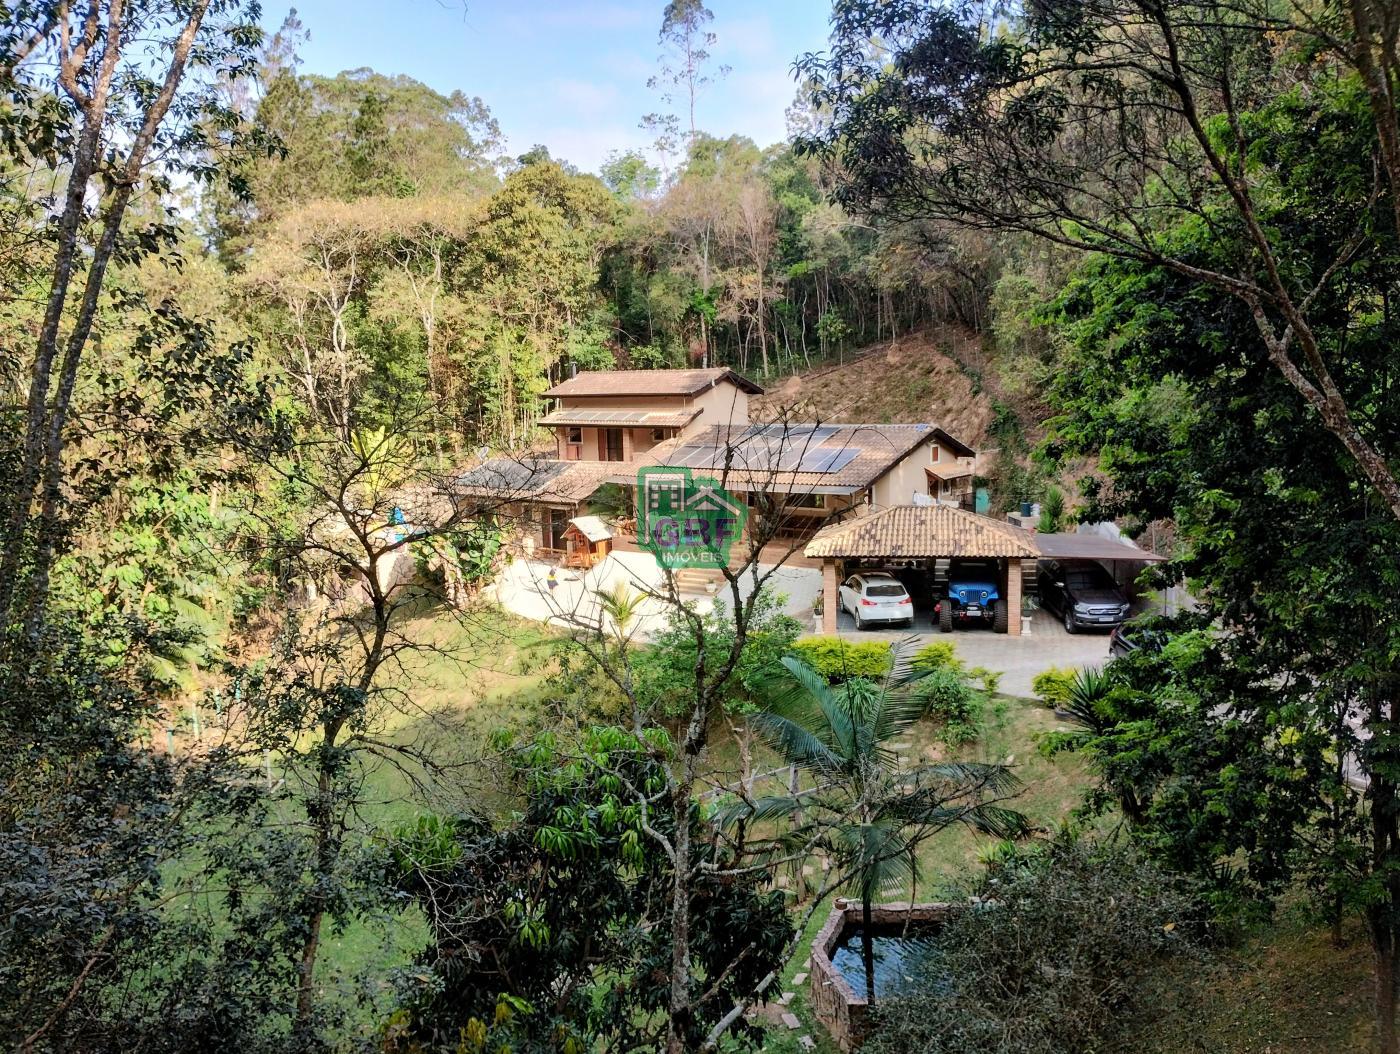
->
[808,901,953,1052]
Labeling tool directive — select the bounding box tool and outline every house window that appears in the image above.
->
[602,428,624,462]
[651,427,668,442]
[567,427,582,443]
[787,492,825,510]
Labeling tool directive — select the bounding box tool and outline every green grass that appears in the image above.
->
[242,606,1374,1053]
[1138,902,1373,1053]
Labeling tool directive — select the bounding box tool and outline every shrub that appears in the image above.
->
[1031,666,1077,708]
[1038,485,1065,532]
[913,669,984,746]
[967,665,1003,695]
[909,640,964,676]
[789,637,892,682]
[864,837,1204,1054]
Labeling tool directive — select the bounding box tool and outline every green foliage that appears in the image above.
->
[967,665,1002,695]
[788,635,892,682]
[864,837,1204,1054]
[816,307,851,352]
[630,588,802,718]
[909,640,964,676]
[912,669,984,746]
[1031,666,1076,709]
[386,726,791,1052]
[1037,485,1065,533]
[725,652,1028,1000]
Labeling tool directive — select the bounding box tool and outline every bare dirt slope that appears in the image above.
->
[753,326,1002,447]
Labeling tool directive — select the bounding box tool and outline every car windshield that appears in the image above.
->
[865,583,906,597]
[1067,567,1114,590]
[954,563,997,578]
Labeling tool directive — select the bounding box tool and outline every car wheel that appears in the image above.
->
[1063,609,1078,635]
[939,601,953,633]
[993,599,1009,634]
[855,610,864,631]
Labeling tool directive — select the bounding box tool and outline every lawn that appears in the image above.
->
[270,603,1374,1053]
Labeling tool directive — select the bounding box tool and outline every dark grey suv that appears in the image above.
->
[1037,560,1131,634]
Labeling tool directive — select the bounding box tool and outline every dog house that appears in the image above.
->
[562,515,613,569]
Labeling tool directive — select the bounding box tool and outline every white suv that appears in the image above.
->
[839,572,914,630]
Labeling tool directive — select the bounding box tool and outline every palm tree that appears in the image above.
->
[724,653,1027,1002]
[595,582,646,643]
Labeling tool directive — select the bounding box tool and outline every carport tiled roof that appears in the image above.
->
[804,504,1041,560]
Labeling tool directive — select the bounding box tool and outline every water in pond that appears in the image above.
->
[830,927,938,999]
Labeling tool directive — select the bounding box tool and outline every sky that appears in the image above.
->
[270,0,836,174]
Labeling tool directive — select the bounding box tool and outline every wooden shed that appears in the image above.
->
[563,515,613,569]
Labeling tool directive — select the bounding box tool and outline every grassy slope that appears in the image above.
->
[753,326,1000,444]
[323,609,1374,1053]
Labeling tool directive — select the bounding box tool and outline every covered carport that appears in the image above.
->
[1033,530,1167,602]
[805,505,1042,637]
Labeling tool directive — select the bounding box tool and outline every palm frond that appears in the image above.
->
[748,711,846,779]
[870,690,926,743]
[760,656,859,757]
[907,760,1023,796]
[882,635,924,692]
[714,792,810,830]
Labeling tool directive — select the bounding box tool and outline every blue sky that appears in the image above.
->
[271,0,835,173]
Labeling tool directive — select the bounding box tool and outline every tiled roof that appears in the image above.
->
[926,463,974,481]
[543,367,763,398]
[538,407,700,428]
[804,505,1041,559]
[628,423,949,495]
[451,458,613,505]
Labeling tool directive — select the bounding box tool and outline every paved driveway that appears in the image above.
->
[831,607,1112,697]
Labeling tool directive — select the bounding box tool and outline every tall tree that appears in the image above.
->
[725,655,1026,1003]
[648,0,728,149]
[0,0,264,628]
[799,0,1400,523]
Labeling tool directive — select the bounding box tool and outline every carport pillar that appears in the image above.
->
[822,560,838,634]
[1006,558,1024,637]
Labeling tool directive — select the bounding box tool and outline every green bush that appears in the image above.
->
[909,640,965,676]
[913,669,984,746]
[967,665,1003,695]
[1031,666,1077,708]
[864,837,1204,1054]
[789,637,892,682]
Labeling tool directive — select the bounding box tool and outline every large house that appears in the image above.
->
[452,367,977,558]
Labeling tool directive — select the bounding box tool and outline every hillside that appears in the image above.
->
[753,325,1046,448]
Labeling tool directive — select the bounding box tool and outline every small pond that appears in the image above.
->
[829,925,939,999]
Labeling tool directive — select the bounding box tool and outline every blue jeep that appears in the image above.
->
[936,559,1009,634]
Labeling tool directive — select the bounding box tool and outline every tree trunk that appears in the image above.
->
[862,894,876,1003]
[1376,916,1398,1054]
[666,779,694,1054]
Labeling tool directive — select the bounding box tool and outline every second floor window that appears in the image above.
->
[602,428,624,461]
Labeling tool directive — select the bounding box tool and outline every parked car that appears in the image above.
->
[1038,559,1131,634]
[839,571,915,629]
[1108,621,1166,660]
[935,559,1008,633]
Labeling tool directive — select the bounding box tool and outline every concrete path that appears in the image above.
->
[489,553,1108,695]
[488,553,823,642]
[832,608,1111,697]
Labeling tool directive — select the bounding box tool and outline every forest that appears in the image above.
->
[5,1,1400,1053]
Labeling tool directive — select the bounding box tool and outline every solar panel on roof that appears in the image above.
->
[798,447,860,473]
